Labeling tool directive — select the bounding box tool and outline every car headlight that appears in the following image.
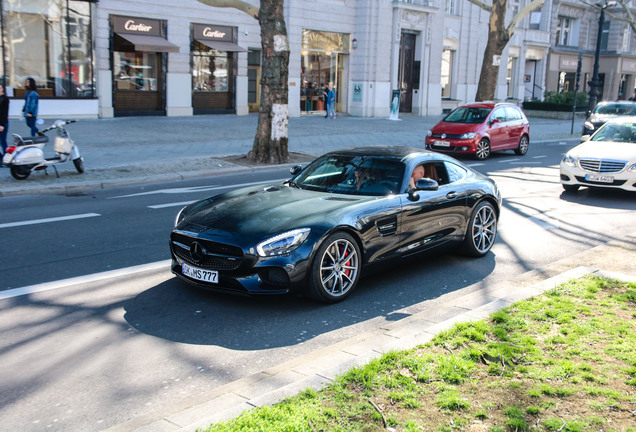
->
[459,132,477,139]
[562,153,577,167]
[627,163,636,173]
[256,228,311,257]
[584,121,594,131]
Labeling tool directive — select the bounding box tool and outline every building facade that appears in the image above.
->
[1,0,632,120]
[546,0,636,103]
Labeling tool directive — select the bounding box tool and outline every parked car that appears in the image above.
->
[582,101,636,136]
[170,147,501,303]
[561,116,636,192]
[425,102,530,160]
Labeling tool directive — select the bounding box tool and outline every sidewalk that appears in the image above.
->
[0,113,585,197]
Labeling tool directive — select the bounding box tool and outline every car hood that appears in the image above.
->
[431,121,483,135]
[569,141,636,160]
[177,183,369,244]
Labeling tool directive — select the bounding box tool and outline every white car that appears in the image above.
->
[560,116,636,192]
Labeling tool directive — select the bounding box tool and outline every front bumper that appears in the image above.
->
[424,138,477,155]
[559,163,636,191]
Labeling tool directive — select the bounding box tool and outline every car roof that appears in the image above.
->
[601,115,636,125]
[595,101,636,106]
[455,102,518,110]
[325,146,458,164]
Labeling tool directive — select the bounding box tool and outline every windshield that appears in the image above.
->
[293,154,405,196]
[444,107,491,124]
[593,103,636,116]
[591,122,636,143]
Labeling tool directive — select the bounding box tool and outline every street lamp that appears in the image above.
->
[588,0,617,114]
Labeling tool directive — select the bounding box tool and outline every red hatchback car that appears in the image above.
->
[425,102,530,160]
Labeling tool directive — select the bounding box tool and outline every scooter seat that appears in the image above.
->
[19,136,49,145]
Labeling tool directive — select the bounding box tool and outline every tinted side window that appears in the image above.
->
[444,162,467,183]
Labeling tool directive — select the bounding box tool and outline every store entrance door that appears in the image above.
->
[398,33,416,113]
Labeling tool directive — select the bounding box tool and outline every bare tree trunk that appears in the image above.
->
[475,0,510,102]
[248,0,289,164]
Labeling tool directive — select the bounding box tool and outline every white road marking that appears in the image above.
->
[0,213,101,229]
[148,200,196,209]
[532,155,548,159]
[466,163,485,167]
[511,161,541,165]
[498,159,517,163]
[0,260,171,300]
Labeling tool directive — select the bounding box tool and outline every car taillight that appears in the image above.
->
[5,146,15,154]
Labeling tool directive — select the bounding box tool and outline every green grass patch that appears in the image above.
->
[200,275,636,432]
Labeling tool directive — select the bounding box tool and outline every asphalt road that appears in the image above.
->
[1,141,635,431]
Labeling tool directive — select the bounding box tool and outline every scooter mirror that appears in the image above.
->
[36,118,45,125]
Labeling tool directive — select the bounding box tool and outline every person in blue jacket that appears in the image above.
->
[0,83,9,163]
[23,78,39,136]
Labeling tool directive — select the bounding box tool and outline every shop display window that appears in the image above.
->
[193,42,230,92]
[3,0,94,98]
[114,52,159,91]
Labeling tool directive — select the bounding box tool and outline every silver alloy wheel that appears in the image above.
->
[516,135,529,155]
[319,237,359,297]
[476,139,491,160]
[471,204,497,254]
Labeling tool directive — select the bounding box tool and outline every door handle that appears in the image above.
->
[446,192,458,199]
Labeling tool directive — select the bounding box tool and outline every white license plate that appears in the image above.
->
[182,263,218,283]
[434,140,451,147]
[585,174,614,183]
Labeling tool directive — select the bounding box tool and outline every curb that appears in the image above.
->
[101,239,636,432]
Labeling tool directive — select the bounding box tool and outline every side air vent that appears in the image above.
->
[376,216,397,236]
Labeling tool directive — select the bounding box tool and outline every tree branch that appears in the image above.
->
[195,0,260,19]
[507,0,545,35]
[465,0,492,13]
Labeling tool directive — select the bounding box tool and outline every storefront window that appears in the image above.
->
[193,43,229,92]
[300,30,349,113]
[114,52,159,91]
[4,0,94,98]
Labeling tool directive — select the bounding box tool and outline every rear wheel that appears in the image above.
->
[307,232,361,303]
[10,165,32,180]
[515,135,529,156]
[73,157,84,174]
[475,139,491,160]
[461,201,497,257]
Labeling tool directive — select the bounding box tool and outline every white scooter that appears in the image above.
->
[2,119,84,180]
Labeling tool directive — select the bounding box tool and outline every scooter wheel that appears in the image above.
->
[10,165,32,180]
[73,157,84,174]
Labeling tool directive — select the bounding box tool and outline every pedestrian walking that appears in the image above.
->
[323,83,329,118]
[326,84,336,119]
[630,89,636,102]
[23,77,39,136]
[0,83,9,164]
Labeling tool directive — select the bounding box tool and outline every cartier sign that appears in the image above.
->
[113,15,161,37]
[195,23,233,42]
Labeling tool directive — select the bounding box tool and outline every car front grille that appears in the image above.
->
[429,133,464,139]
[579,159,626,173]
[171,232,244,270]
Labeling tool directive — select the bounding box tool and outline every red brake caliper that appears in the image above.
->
[342,244,351,276]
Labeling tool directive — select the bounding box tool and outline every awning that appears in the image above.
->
[116,33,179,53]
[195,39,248,52]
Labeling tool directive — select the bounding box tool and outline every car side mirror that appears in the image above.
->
[489,118,500,126]
[580,134,591,142]
[407,178,439,201]
[290,165,303,176]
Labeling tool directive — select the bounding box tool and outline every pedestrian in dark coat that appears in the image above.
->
[0,84,9,160]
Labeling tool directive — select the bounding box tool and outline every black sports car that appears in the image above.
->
[170,147,501,303]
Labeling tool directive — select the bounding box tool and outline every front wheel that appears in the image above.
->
[73,157,84,174]
[515,135,529,156]
[307,232,361,303]
[10,165,33,180]
[461,201,498,257]
[475,139,491,160]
